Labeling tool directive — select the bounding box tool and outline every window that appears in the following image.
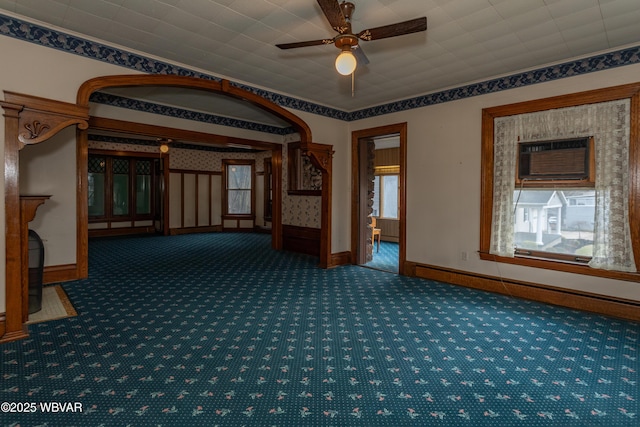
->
[373,175,399,219]
[223,159,255,216]
[513,189,595,259]
[88,153,156,221]
[480,84,640,280]
[88,156,106,217]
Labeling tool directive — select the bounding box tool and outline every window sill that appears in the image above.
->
[479,252,640,283]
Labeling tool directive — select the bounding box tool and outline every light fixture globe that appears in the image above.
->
[335,49,357,75]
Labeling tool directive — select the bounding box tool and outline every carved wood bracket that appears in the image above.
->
[3,91,89,149]
[301,141,334,174]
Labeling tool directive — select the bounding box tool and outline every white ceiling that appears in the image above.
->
[1,0,640,123]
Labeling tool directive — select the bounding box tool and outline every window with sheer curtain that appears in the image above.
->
[488,99,636,272]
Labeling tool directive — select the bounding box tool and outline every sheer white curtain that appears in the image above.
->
[490,99,636,271]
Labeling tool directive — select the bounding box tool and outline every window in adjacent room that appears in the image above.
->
[223,159,255,216]
[88,153,156,222]
[372,174,399,219]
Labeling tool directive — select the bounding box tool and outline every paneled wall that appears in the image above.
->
[88,140,272,235]
[169,170,222,233]
[376,218,399,242]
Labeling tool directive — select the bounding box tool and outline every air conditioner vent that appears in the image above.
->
[517,137,594,186]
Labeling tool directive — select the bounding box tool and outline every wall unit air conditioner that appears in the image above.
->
[516,137,594,187]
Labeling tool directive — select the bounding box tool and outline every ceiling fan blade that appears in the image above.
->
[317,0,348,33]
[352,45,369,65]
[357,17,427,41]
[276,39,333,49]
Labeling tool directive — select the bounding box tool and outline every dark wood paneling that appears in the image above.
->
[283,225,321,257]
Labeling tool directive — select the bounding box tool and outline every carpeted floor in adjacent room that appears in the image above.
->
[0,233,637,426]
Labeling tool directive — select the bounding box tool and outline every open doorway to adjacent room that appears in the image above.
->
[351,123,406,274]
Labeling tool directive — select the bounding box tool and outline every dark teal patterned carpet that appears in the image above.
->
[1,233,638,426]
[365,241,399,273]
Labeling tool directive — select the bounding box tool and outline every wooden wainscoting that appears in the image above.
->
[407,261,640,322]
[283,225,320,257]
[376,218,399,242]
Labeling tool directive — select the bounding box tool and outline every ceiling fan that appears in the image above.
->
[276,0,427,75]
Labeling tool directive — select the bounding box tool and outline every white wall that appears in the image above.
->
[348,64,640,303]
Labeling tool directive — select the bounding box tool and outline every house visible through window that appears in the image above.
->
[513,189,595,258]
[481,88,639,278]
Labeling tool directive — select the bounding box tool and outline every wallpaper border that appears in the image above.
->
[2,13,639,125]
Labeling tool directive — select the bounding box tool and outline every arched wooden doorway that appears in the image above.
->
[2,74,333,343]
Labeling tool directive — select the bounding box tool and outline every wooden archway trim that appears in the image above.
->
[76,74,331,269]
[1,91,89,343]
[303,142,335,268]
[77,75,312,143]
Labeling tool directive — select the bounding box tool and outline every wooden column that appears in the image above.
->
[1,92,88,343]
[302,141,334,269]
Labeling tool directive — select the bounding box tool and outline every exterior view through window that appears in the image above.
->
[513,189,595,258]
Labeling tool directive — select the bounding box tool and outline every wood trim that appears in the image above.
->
[351,123,407,274]
[43,264,78,284]
[75,74,309,299]
[222,159,256,217]
[330,251,352,267]
[78,76,312,143]
[77,128,89,278]
[170,169,222,176]
[2,92,89,343]
[89,116,280,151]
[271,149,283,250]
[0,313,5,340]
[169,225,222,236]
[301,142,333,268]
[89,226,156,238]
[283,225,321,257]
[409,261,640,322]
[481,82,640,280]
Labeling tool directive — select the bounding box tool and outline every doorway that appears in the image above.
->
[351,123,407,274]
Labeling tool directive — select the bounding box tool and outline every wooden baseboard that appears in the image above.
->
[407,261,640,321]
[43,264,78,284]
[169,225,222,235]
[0,316,29,344]
[330,251,351,267]
[89,226,155,238]
[283,225,320,256]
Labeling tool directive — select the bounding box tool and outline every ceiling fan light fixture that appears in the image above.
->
[335,49,357,75]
